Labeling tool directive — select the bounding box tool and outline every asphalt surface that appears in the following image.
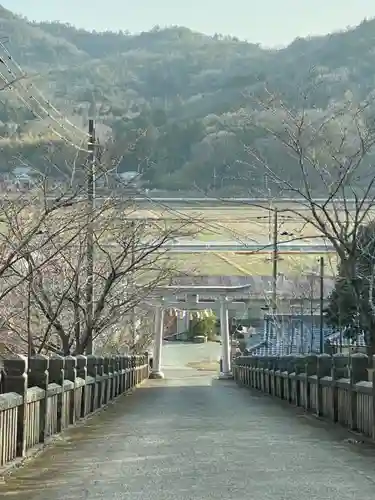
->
[2,343,375,499]
[163,240,334,253]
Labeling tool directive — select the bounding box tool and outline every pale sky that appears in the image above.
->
[3,0,375,47]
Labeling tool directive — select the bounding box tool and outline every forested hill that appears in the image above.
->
[0,5,375,193]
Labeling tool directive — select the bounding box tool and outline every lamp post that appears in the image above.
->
[319,256,324,354]
[307,272,316,352]
[304,258,325,354]
[261,305,270,348]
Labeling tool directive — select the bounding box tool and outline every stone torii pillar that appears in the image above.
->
[176,310,189,334]
[149,305,165,379]
[219,296,232,379]
[148,283,252,380]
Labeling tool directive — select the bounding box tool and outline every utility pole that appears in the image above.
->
[265,175,272,244]
[27,259,33,366]
[319,256,324,354]
[272,208,278,316]
[130,220,136,351]
[271,208,278,340]
[300,296,304,353]
[308,274,315,352]
[85,119,96,354]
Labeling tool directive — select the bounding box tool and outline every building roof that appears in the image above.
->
[170,275,335,299]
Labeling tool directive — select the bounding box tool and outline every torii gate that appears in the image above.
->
[149,284,252,380]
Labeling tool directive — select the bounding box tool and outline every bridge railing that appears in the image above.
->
[233,353,375,439]
[0,353,149,469]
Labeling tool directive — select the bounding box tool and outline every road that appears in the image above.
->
[42,195,370,211]
[162,341,221,372]
[130,197,369,210]
[163,240,335,253]
[2,343,375,499]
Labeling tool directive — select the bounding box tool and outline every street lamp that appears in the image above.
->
[319,256,324,353]
[260,304,270,347]
[305,257,325,353]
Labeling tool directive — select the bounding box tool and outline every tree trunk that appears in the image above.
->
[61,335,71,356]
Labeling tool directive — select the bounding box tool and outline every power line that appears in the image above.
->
[0,39,89,152]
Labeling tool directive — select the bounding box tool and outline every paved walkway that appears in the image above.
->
[2,347,375,499]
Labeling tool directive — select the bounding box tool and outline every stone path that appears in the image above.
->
[2,345,375,499]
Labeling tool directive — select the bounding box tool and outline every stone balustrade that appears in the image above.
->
[233,353,375,439]
[0,353,149,468]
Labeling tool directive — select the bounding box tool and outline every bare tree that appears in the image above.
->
[1,201,190,355]
[0,177,97,355]
[247,88,375,353]
[94,306,155,356]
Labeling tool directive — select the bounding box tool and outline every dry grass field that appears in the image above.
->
[135,206,322,243]
[131,205,340,276]
[171,252,337,276]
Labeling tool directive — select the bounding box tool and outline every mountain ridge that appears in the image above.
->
[0,5,374,193]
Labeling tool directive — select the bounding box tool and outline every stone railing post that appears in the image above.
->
[256,357,264,391]
[349,353,369,431]
[133,354,139,385]
[292,355,306,407]
[235,356,243,385]
[76,355,87,380]
[121,356,126,391]
[243,356,250,387]
[136,355,141,384]
[64,355,77,425]
[103,357,110,403]
[273,357,283,398]
[235,356,244,385]
[28,355,49,443]
[96,356,104,408]
[108,357,115,400]
[142,354,147,382]
[266,356,273,394]
[3,355,28,457]
[135,355,140,385]
[86,355,98,412]
[144,351,150,380]
[76,355,87,417]
[131,356,136,388]
[128,356,133,388]
[142,351,150,380]
[372,355,375,439]
[49,355,65,432]
[248,356,254,388]
[277,356,289,400]
[142,354,147,383]
[304,354,318,411]
[282,355,294,403]
[331,354,349,423]
[137,355,143,384]
[316,354,331,417]
[137,355,142,385]
[125,355,131,391]
[113,356,120,397]
[117,356,124,394]
[256,356,263,389]
[128,356,134,390]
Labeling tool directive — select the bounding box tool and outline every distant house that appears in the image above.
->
[13,166,33,188]
[13,166,31,178]
[117,171,140,187]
